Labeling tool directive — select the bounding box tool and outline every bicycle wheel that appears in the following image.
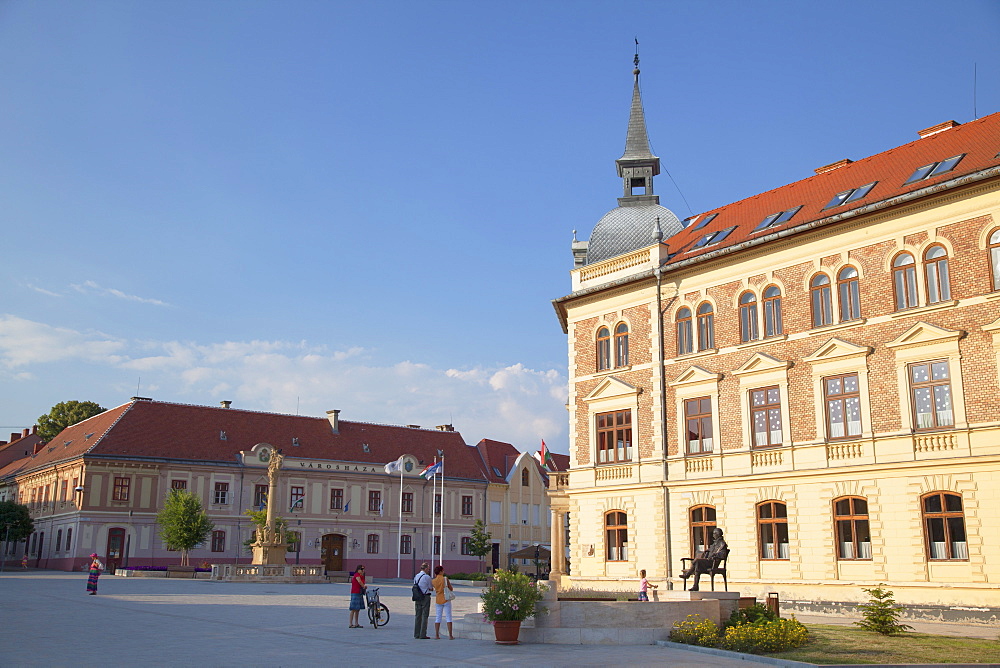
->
[374,603,389,627]
[367,603,378,628]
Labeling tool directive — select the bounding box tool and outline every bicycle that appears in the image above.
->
[366,586,390,628]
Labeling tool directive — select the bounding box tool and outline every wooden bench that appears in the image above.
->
[166,565,197,579]
[679,548,729,591]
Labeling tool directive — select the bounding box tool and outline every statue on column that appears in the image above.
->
[251,447,288,565]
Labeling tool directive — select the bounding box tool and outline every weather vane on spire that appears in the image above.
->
[633,38,640,73]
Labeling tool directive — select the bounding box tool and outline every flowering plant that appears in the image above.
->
[480,569,548,622]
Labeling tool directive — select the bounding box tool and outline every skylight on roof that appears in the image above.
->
[692,226,737,249]
[904,154,965,185]
[692,213,717,230]
[823,182,877,210]
[753,205,802,232]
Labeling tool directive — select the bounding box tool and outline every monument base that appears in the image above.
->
[251,542,289,565]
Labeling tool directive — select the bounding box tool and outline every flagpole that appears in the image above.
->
[439,455,445,570]
[397,465,403,578]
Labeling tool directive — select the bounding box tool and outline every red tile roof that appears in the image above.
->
[473,438,522,483]
[5,399,490,481]
[663,112,1000,266]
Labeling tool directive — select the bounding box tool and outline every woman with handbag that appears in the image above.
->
[86,553,104,595]
[431,565,455,639]
[348,565,366,628]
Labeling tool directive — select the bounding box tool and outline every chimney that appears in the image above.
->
[435,424,455,432]
[220,400,232,409]
[918,120,960,139]
[571,230,589,268]
[22,428,29,438]
[814,158,853,175]
[326,409,341,434]
[10,432,19,443]
[407,425,421,429]
[34,441,45,454]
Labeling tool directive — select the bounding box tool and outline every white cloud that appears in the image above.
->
[26,284,62,298]
[0,315,568,451]
[70,280,169,306]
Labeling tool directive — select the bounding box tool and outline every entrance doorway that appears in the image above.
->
[321,534,344,572]
[491,542,500,571]
[106,528,125,574]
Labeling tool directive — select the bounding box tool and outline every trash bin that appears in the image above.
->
[766,592,780,617]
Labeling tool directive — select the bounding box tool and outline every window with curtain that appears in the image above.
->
[824,373,862,439]
[697,302,715,350]
[837,266,861,321]
[739,291,759,342]
[892,253,918,310]
[605,511,628,561]
[596,326,611,371]
[924,245,951,303]
[810,274,833,327]
[676,308,693,355]
[689,505,717,556]
[596,410,632,464]
[614,322,629,367]
[909,360,954,429]
[684,397,713,454]
[833,497,871,560]
[763,286,783,337]
[921,492,967,560]
[751,386,783,447]
[757,501,789,560]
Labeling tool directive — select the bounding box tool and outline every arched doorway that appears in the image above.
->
[321,534,344,573]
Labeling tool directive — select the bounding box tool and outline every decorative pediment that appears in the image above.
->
[982,316,1000,334]
[583,376,640,402]
[669,365,723,387]
[804,338,873,363]
[886,321,964,349]
[732,352,791,377]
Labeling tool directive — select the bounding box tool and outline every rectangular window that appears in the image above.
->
[825,373,862,439]
[211,530,226,553]
[684,397,713,453]
[401,491,413,513]
[171,480,187,490]
[434,493,441,515]
[490,501,502,523]
[400,534,412,554]
[55,529,63,552]
[605,511,628,562]
[290,486,305,511]
[433,535,441,555]
[213,482,229,505]
[330,488,343,510]
[366,534,379,554]
[368,490,381,513]
[254,484,268,510]
[461,495,473,516]
[113,477,130,502]
[834,497,871,560]
[461,536,472,555]
[596,409,632,464]
[510,502,518,524]
[751,387,783,447]
[909,361,954,430]
[60,480,68,502]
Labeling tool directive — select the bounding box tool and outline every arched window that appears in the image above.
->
[521,469,529,487]
[757,500,789,560]
[614,322,629,367]
[65,527,72,552]
[837,267,861,321]
[676,308,693,356]
[55,529,63,552]
[921,491,967,560]
[924,245,951,303]
[605,510,628,561]
[689,505,717,557]
[763,286,783,337]
[810,274,833,327]
[697,302,715,350]
[892,253,918,310]
[833,497,871,560]
[596,327,611,371]
[989,229,1000,291]
[739,292,759,342]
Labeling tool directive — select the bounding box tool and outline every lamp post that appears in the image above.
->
[125,510,133,568]
[0,523,10,573]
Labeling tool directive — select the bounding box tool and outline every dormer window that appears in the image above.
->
[692,226,736,249]
[683,213,718,230]
[754,206,802,232]
[823,182,877,210]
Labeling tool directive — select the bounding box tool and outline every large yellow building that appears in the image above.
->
[550,60,1000,620]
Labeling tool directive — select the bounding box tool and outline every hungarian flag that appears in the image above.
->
[541,440,555,471]
[420,461,443,480]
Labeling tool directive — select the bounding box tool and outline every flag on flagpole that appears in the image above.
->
[343,500,350,513]
[420,461,443,480]
[384,456,405,475]
[379,500,384,516]
[541,440,555,471]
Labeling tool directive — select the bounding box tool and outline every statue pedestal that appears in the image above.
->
[251,542,289,565]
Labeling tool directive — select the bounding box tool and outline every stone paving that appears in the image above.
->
[1,571,996,667]
[0,571,749,667]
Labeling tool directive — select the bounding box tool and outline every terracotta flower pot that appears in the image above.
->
[493,620,521,644]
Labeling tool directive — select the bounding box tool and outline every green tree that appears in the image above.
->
[242,508,288,552]
[466,519,493,573]
[37,400,106,442]
[156,489,213,566]
[854,584,914,635]
[0,500,34,545]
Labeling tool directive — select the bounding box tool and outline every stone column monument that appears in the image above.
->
[251,448,289,565]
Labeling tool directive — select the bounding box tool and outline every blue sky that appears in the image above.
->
[2,1,999,453]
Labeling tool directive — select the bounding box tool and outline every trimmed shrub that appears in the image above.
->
[669,614,720,647]
[719,617,809,654]
[725,602,778,629]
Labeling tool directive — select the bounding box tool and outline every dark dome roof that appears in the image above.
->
[586,204,682,265]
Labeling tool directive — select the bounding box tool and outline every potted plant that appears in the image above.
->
[480,568,548,644]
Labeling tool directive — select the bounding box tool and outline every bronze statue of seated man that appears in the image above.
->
[680,527,727,592]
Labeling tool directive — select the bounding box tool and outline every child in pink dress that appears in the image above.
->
[638,569,657,601]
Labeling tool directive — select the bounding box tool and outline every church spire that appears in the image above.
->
[615,48,660,206]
